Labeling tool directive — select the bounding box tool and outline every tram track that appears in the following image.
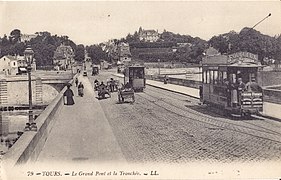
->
[145,86,281,135]
[92,72,281,162]
[137,87,281,144]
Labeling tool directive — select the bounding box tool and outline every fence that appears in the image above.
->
[263,86,281,104]
[146,75,202,89]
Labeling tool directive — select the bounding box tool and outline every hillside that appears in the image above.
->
[209,27,281,63]
[124,30,207,63]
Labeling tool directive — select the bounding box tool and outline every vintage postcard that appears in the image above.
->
[0,1,281,179]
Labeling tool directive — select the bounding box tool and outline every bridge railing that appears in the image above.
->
[3,75,77,167]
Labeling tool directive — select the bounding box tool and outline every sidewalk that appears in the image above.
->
[113,73,281,120]
[35,75,126,163]
[146,79,200,99]
[113,73,199,98]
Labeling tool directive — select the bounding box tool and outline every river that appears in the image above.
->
[0,109,44,154]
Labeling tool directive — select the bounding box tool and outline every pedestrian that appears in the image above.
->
[237,77,246,105]
[109,78,115,92]
[78,82,84,97]
[75,78,78,87]
[63,84,75,105]
[237,78,246,92]
[245,77,262,93]
[164,75,168,84]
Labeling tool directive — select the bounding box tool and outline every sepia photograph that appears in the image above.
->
[0,1,281,179]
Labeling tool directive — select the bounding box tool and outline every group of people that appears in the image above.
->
[199,75,262,107]
[228,77,262,107]
[94,78,133,97]
[63,77,84,105]
[94,79,111,98]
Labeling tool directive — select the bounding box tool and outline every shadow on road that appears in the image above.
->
[185,104,257,121]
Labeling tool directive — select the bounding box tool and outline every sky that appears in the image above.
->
[0,1,281,45]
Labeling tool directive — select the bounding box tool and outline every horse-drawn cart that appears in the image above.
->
[98,84,111,99]
[118,88,135,103]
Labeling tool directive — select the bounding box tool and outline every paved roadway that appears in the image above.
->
[89,68,281,164]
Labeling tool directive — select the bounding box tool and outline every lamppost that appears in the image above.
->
[24,46,37,131]
[158,59,160,75]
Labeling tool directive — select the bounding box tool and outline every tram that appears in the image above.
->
[123,65,146,91]
[201,52,263,116]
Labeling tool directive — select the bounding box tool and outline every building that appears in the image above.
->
[20,34,38,42]
[0,55,18,75]
[0,55,36,76]
[53,44,74,70]
[118,42,132,65]
[138,27,160,42]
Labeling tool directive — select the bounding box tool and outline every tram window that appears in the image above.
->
[230,73,237,83]
[214,71,218,84]
[223,71,227,80]
[206,70,210,83]
[129,70,133,77]
[202,71,205,83]
[218,71,222,84]
[249,73,256,82]
[135,69,143,78]
[210,71,213,84]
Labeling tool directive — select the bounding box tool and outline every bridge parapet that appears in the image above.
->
[2,76,75,167]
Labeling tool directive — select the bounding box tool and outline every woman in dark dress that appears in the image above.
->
[63,84,75,105]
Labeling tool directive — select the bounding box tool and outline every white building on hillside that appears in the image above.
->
[20,34,38,42]
[138,27,160,42]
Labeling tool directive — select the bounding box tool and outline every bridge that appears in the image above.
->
[0,70,73,108]
[1,68,281,179]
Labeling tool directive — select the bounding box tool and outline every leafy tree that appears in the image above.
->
[208,27,281,64]
[74,44,85,62]
[86,45,108,64]
[9,29,21,44]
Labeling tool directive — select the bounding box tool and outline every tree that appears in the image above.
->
[9,29,21,44]
[74,44,85,62]
[86,45,108,64]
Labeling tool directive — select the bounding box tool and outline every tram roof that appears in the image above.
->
[201,51,262,68]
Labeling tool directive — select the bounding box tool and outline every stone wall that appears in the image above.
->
[0,77,59,106]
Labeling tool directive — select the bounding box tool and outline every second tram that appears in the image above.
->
[123,65,146,91]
